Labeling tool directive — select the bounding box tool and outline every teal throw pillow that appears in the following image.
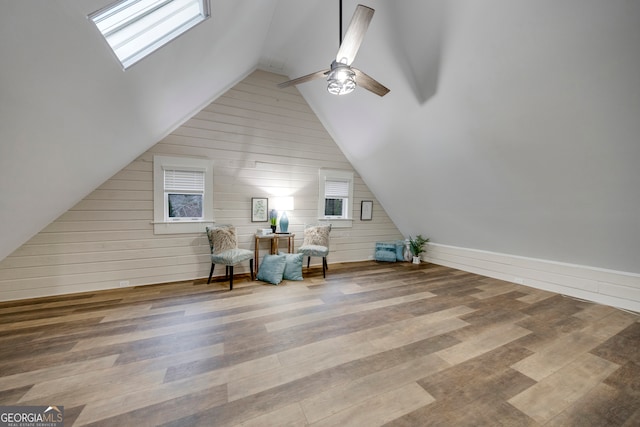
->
[396,241,405,261]
[279,252,304,281]
[257,254,286,285]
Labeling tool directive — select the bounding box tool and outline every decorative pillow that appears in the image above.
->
[395,241,405,261]
[302,225,330,247]
[257,254,286,285]
[375,250,397,262]
[278,252,304,281]
[208,227,237,254]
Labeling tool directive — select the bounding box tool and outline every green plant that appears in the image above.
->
[409,235,430,257]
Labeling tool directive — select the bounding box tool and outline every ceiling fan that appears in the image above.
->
[277,1,390,97]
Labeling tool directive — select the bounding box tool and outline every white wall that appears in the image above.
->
[0,70,402,301]
[325,0,640,275]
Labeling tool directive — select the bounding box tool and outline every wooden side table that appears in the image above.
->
[254,233,295,274]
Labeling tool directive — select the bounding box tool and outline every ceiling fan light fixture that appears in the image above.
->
[327,76,356,95]
[277,4,389,97]
[327,61,356,95]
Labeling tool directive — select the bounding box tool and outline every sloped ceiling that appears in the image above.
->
[0,0,277,261]
[1,0,640,273]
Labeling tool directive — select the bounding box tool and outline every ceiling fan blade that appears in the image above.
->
[335,4,374,65]
[277,70,329,88]
[353,68,390,97]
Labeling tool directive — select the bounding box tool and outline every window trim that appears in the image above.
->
[153,155,214,234]
[317,169,354,228]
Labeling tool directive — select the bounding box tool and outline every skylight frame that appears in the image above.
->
[89,0,211,70]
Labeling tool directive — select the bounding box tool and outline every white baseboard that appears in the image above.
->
[424,243,640,313]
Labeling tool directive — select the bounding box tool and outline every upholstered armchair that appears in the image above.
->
[205,225,254,290]
[298,224,332,278]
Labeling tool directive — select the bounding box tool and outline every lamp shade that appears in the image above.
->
[272,196,294,212]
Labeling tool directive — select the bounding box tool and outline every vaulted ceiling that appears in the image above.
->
[1,0,639,273]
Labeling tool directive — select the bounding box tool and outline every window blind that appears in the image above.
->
[325,179,349,198]
[164,169,205,192]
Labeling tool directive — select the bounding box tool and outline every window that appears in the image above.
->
[318,169,354,227]
[324,179,349,218]
[164,169,204,220]
[89,0,211,70]
[153,155,213,234]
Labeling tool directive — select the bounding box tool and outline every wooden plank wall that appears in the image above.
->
[0,70,403,301]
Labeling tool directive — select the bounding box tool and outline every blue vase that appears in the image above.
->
[279,211,289,233]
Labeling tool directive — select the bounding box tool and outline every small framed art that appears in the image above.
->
[251,197,268,222]
[361,200,373,221]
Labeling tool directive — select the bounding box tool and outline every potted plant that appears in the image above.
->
[269,209,278,233]
[409,235,430,264]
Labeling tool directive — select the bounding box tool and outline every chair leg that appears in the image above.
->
[250,259,254,281]
[307,256,311,268]
[208,263,215,284]
[322,257,326,278]
[225,266,230,278]
[229,266,234,290]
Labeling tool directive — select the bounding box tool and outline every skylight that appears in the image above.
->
[89,0,210,70]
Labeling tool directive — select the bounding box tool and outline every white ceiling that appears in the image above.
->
[1,0,640,273]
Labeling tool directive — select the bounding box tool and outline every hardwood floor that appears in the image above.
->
[0,261,638,426]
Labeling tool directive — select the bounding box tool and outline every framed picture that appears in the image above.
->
[361,200,373,221]
[251,197,268,222]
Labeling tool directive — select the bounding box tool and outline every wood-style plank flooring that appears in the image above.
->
[1,261,639,426]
